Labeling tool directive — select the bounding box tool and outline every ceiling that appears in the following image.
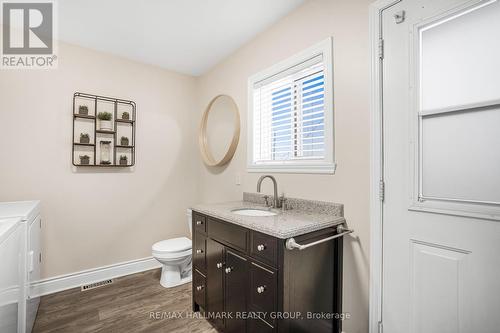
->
[58,0,305,76]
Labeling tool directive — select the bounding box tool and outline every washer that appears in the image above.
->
[0,217,24,333]
[0,201,41,333]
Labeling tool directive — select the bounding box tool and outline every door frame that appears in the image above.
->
[368,1,401,333]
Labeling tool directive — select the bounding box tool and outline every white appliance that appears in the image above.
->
[0,217,24,333]
[151,209,193,288]
[0,201,41,333]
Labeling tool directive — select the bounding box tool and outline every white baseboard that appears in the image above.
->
[31,256,161,297]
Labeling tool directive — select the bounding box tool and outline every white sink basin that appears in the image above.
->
[231,208,278,217]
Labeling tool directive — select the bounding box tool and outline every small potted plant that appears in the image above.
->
[79,155,90,165]
[121,136,129,146]
[78,105,88,116]
[122,111,130,120]
[97,112,113,131]
[119,155,128,166]
[80,133,90,144]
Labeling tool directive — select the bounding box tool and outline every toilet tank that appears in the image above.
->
[186,209,192,237]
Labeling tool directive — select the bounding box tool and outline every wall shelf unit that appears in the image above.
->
[72,92,136,167]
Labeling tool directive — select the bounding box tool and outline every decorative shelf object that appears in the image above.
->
[72,92,136,167]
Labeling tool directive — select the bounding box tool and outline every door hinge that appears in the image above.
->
[378,38,384,59]
[39,253,42,263]
[394,10,406,24]
[379,180,385,202]
[378,321,383,333]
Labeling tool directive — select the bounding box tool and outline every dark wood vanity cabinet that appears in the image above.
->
[192,212,343,333]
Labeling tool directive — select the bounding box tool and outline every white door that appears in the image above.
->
[381,0,500,332]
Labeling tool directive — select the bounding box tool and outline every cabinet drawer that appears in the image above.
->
[193,213,207,234]
[249,262,277,322]
[193,232,206,272]
[208,218,248,252]
[193,270,206,310]
[250,231,277,267]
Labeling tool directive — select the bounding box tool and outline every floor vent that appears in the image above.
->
[81,279,113,291]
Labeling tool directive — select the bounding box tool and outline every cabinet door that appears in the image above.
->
[225,250,248,333]
[193,270,206,311]
[206,239,225,330]
[249,262,277,327]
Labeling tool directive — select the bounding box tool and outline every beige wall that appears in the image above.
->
[0,42,198,278]
[196,0,371,332]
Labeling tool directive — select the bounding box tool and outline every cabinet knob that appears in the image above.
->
[196,249,203,254]
[196,285,204,291]
[257,244,266,251]
[216,262,223,269]
[257,286,266,294]
[225,267,232,274]
[196,220,203,225]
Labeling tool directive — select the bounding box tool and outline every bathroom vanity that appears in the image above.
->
[191,193,347,333]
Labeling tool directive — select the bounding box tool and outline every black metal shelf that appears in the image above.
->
[74,114,96,120]
[74,142,95,147]
[77,164,118,167]
[72,92,136,167]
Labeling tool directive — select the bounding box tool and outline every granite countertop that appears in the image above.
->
[191,193,345,239]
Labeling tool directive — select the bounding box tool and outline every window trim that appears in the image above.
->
[247,37,335,174]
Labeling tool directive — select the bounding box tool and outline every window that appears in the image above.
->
[248,38,335,173]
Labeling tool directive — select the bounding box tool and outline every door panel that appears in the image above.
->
[418,0,500,209]
[206,239,224,330]
[420,1,500,112]
[225,250,248,333]
[381,1,500,332]
[421,108,500,202]
[410,241,470,333]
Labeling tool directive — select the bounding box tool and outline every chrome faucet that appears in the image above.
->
[257,175,281,208]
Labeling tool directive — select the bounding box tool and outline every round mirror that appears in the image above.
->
[199,95,240,167]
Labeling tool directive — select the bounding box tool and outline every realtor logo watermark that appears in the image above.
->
[1,0,57,68]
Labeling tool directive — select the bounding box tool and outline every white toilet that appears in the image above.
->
[152,210,193,288]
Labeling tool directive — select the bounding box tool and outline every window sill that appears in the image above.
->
[247,162,336,175]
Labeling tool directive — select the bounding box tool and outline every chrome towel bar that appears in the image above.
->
[285,225,353,251]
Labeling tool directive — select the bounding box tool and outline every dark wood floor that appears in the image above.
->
[33,269,217,333]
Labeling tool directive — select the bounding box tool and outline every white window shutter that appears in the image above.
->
[248,38,335,174]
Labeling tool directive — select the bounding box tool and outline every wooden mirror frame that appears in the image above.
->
[199,95,240,167]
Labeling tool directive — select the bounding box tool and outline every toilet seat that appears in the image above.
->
[153,248,191,259]
[152,237,191,259]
